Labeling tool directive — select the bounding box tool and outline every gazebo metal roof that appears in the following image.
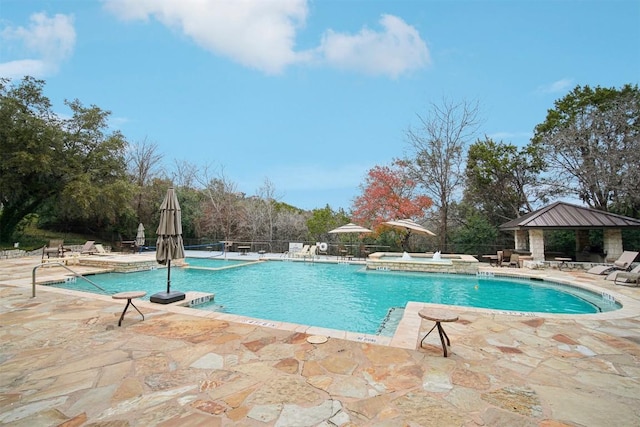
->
[499,201,640,231]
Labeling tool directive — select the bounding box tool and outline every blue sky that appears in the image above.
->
[1,1,638,211]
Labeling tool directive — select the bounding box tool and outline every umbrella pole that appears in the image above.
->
[166,259,171,293]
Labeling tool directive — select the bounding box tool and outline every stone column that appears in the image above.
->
[529,229,545,261]
[603,229,623,262]
[514,229,528,251]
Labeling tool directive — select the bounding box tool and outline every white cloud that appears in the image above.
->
[103,0,309,74]
[0,12,75,78]
[103,1,429,77]
[316,14,430,78]
[538,78,574,94]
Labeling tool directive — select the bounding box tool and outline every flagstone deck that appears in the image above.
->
[1,254,640,426]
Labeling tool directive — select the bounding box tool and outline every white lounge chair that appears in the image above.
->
[587,251,639,275]
[80,240,96,254]
[292,245,310,258]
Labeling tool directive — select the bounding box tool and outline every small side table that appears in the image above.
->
[112,291,146,326]
[418,308,459,357]
[555,257,572,271]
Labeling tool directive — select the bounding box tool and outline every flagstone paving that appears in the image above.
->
[1,255,640,426]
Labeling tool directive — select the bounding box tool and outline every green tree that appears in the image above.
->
[0,77,64,241]
[54,98,135,232]
[464,137,547,224]
[307,205,349,242]
[0,77,134,242]
[532,84,640,216]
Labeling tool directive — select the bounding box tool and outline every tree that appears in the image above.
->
[127,137,164,224]
[464,137,547,224]
[196,167,243,242]
[0,77,61,241]
[352,162,433,226]
[405,98,481,250]
[0,77,133,241]
[54,98,135,233]
[307,205,349,242]
[532,84,640,216]
[352,161,432,251]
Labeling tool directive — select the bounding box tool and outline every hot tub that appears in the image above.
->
[366,252,479,274]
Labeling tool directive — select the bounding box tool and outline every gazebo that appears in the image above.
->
[499,201,640,262]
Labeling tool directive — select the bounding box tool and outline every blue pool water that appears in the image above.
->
[52,259,619,335]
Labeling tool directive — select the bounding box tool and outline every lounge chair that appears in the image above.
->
[586,251,639,275]
[292,245,310,258]
[606,264,640,286]
[307,245,317,259]
[614,270,640,287]
[92,244,110,256]
[80,240,96,254]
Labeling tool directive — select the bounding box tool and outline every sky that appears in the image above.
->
[1,0,639,211]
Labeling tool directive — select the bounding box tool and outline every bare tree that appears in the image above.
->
[126,137,163,222]
[405,98,481,250]
[195,166,243,243]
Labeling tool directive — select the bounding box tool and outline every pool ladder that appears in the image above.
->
[32,262,106,298]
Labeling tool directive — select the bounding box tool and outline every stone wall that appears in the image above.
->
[366,253,479,274]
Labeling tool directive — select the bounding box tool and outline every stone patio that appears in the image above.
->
[1,254,640,426]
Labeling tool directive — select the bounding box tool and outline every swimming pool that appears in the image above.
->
[51,258,620,335]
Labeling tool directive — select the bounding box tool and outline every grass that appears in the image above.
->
[2,224,100,252]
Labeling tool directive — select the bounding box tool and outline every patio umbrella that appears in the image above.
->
[383,219,436,236]
[328,223,372,257]
[135,223,145,253]
[150,187,186,304]
[328,223,372,234]
[383,219,436,252]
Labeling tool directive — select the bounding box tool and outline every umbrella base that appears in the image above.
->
[150,291,186,304]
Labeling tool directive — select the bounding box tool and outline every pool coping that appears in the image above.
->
[17,255,640,351]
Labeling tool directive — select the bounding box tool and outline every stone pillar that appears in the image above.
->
[603,229,623,262]
[514,229,528,251]
[529,229,545,261]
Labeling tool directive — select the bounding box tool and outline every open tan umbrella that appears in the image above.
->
[150,187,185,304]
[383,219,436,236]
[328,223,372,234]
[328,223,372,258]
[383,219,435,252]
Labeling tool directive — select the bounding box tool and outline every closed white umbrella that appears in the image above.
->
[150,187,185,304]
[135,223,145,251]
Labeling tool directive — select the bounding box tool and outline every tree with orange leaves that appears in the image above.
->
[351,161,433,249]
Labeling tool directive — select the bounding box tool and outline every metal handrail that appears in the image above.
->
[32,262,106,298]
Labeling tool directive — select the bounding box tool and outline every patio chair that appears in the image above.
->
[586,251,639,275]
[43,239,64,258]
[506,253,520,268]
